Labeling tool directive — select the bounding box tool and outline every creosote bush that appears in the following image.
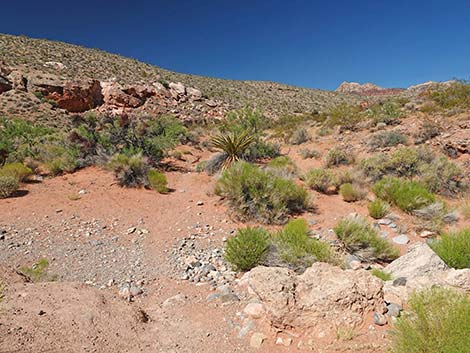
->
[368,199,389,219]
[215,161,309,224]
[391,287,470,353]
[339,183,366,202]
[430,228,470,269]
[0,163,32,181]
[0,175,19,198]
[334,215,399,261]
[367,130,408,150]
[304,168,338,194]
[373,177,435,213]
[288,127,310,145]
[108,153,148,187]
[298,148,320,159]
[147,169,168,193]
[224,227,270,271]
[326,103,363,130]
[266,156,298,178]
[273,218,335,267]
[324,147,354,168]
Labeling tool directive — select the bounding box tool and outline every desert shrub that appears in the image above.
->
[339,183,365,202]
[288,127,310,145]
[367,131,408,150]
[371,268,392,281]
[304,168,338,193]
[324,147,354,167]
[108,153,148,187]
[414,120,441,144]
[391,287,470,353]
[388,147,420,177]
[368,199,389,219]
[271,113,323,142]
[334,216,399,261]
[298,148,320,159]
[203,152,227,175]
[274,218,334,266]
[366,101,403,125]
[215,162,309,224]
[418,156,465,196]
[430,228,470,269]
[326,103,363,130]
[0,162,32,181]
[429,80,470,109]
[147,169,168,193]
[219,107,269,136]
[210,131,255,169]
[266,156,298,178]
[242,139,280,161]
[0,117,54,164]
[373,177,435,212]
[359,153,389,181]
[40,145,78,175]
[224,227,270,271]
[0,175,19,198]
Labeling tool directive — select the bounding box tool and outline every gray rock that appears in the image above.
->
[386,303,402,317]
[392,234,409,245]
[378,219,391,225]
[219,293,240,303]
[392,277,407,286]
[373,312,387,326]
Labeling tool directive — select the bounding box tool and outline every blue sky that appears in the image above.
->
[3,0,470,90]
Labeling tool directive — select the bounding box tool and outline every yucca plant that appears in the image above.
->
[210,131,255,169]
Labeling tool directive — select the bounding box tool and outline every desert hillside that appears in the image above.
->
[0,35,469,353]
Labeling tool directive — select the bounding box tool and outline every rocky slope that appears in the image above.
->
[336,81,405,96]
[0,33,360,124]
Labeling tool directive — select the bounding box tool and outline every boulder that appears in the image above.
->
[186,87,202,101]
[47,80,103,112]
[43,61,67,70]
[101,82,142,108]
[169,82,186,96]
[0,74,12,94]
[385,243,448,279]
[7,71,28,91]
[244,263,384,330]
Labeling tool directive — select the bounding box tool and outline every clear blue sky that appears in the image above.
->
[3,0,470,90]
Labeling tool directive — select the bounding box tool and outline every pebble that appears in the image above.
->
[386,303,402,317]
[238,319,255,338]
[392,234,409,245]
[378,219,391,225]
[243,303,264,319]
[419,230,434,238]
[250,332,268,348]
[127,227,136,234]
[276,337,293,346]
[196,201,204,206]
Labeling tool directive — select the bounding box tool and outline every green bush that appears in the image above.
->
[339,183,365,202]
[389,147,420,177]
[19,258,55,282]
[366,101,403,125]
[334,216,399,261]
[371,268,392,281]
[147,169,168,193]
[414,120,441,144]
[391,287,470,353]
[267,156,298,178]
[418,156,465,196]
[0,163,33,181]
[359,153,389,182]
[242,139,280,161]
[0,175,19,198]
[324,147,354,168]
[304,168,338,193]
[288,127,310,145]
[224,227,270,271]
[41,145,78,176]
[429,80,470,109]
[215,162,309,224]
[430,228,470,269]
[368,199,389,219]
[274,218,334,266]
[326,103,363,130]
[373,177,436,212]
[298,148,320,159]
[368,131,408,150]
[108,153,148,187]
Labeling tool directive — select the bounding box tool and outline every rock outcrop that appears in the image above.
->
[0,74,12,94]
[240,263,384,330]
[336,81,405,96]
[46,80,104,113]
